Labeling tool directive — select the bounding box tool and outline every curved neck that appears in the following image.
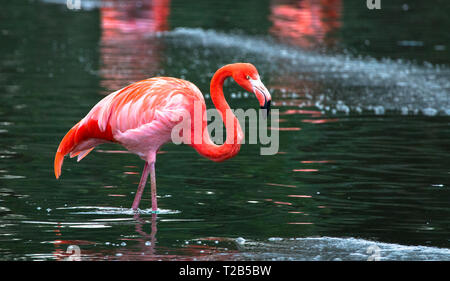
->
[191,65,243,162]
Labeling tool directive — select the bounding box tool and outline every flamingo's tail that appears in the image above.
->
[54,123,80,179]
[54,118,114,179]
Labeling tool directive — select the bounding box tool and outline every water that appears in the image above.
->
[0,0,449,261]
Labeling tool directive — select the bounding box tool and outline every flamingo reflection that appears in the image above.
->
[270,0,341,49]
[100,0,170,92]
[51,213,239,260]
[51,214,157,260]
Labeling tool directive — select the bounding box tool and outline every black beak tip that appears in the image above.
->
[260,100,271,118]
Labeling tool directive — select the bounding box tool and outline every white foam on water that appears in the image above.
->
[162,28,450,116]
[56,206,180,215]
[238,236,450,261]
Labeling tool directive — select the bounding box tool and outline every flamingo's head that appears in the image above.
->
[232,63,272,116]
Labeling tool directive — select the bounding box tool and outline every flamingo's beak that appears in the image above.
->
[251,77,272,118]
[261,100,271,118]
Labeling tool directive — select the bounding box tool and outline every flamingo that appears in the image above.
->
[54,63,272,211]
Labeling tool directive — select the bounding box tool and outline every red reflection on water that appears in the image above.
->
[52,224,98,261]
[293,168,318,172]
[124,171,139,175]
[269,0,341,49]
[302,118,339,124]
[100,0,170,92]
[288,195,312,198]
[274,201,293,206]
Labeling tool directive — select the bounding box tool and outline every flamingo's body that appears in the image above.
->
[54,63,271,211]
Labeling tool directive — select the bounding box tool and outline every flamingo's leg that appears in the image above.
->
[149,162,157,212]
[132,162,150,210]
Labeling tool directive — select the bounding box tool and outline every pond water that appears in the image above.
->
[0,0,449,260]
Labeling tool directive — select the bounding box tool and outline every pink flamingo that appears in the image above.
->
[54,63,271,211]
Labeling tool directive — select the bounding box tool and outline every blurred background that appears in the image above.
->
[0,0,449,260]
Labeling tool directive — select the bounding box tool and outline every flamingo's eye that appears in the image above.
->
[246,75,250,80]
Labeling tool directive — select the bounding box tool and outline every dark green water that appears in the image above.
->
[0,0,449,260]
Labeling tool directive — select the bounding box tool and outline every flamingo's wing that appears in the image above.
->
[54,77,204,179]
